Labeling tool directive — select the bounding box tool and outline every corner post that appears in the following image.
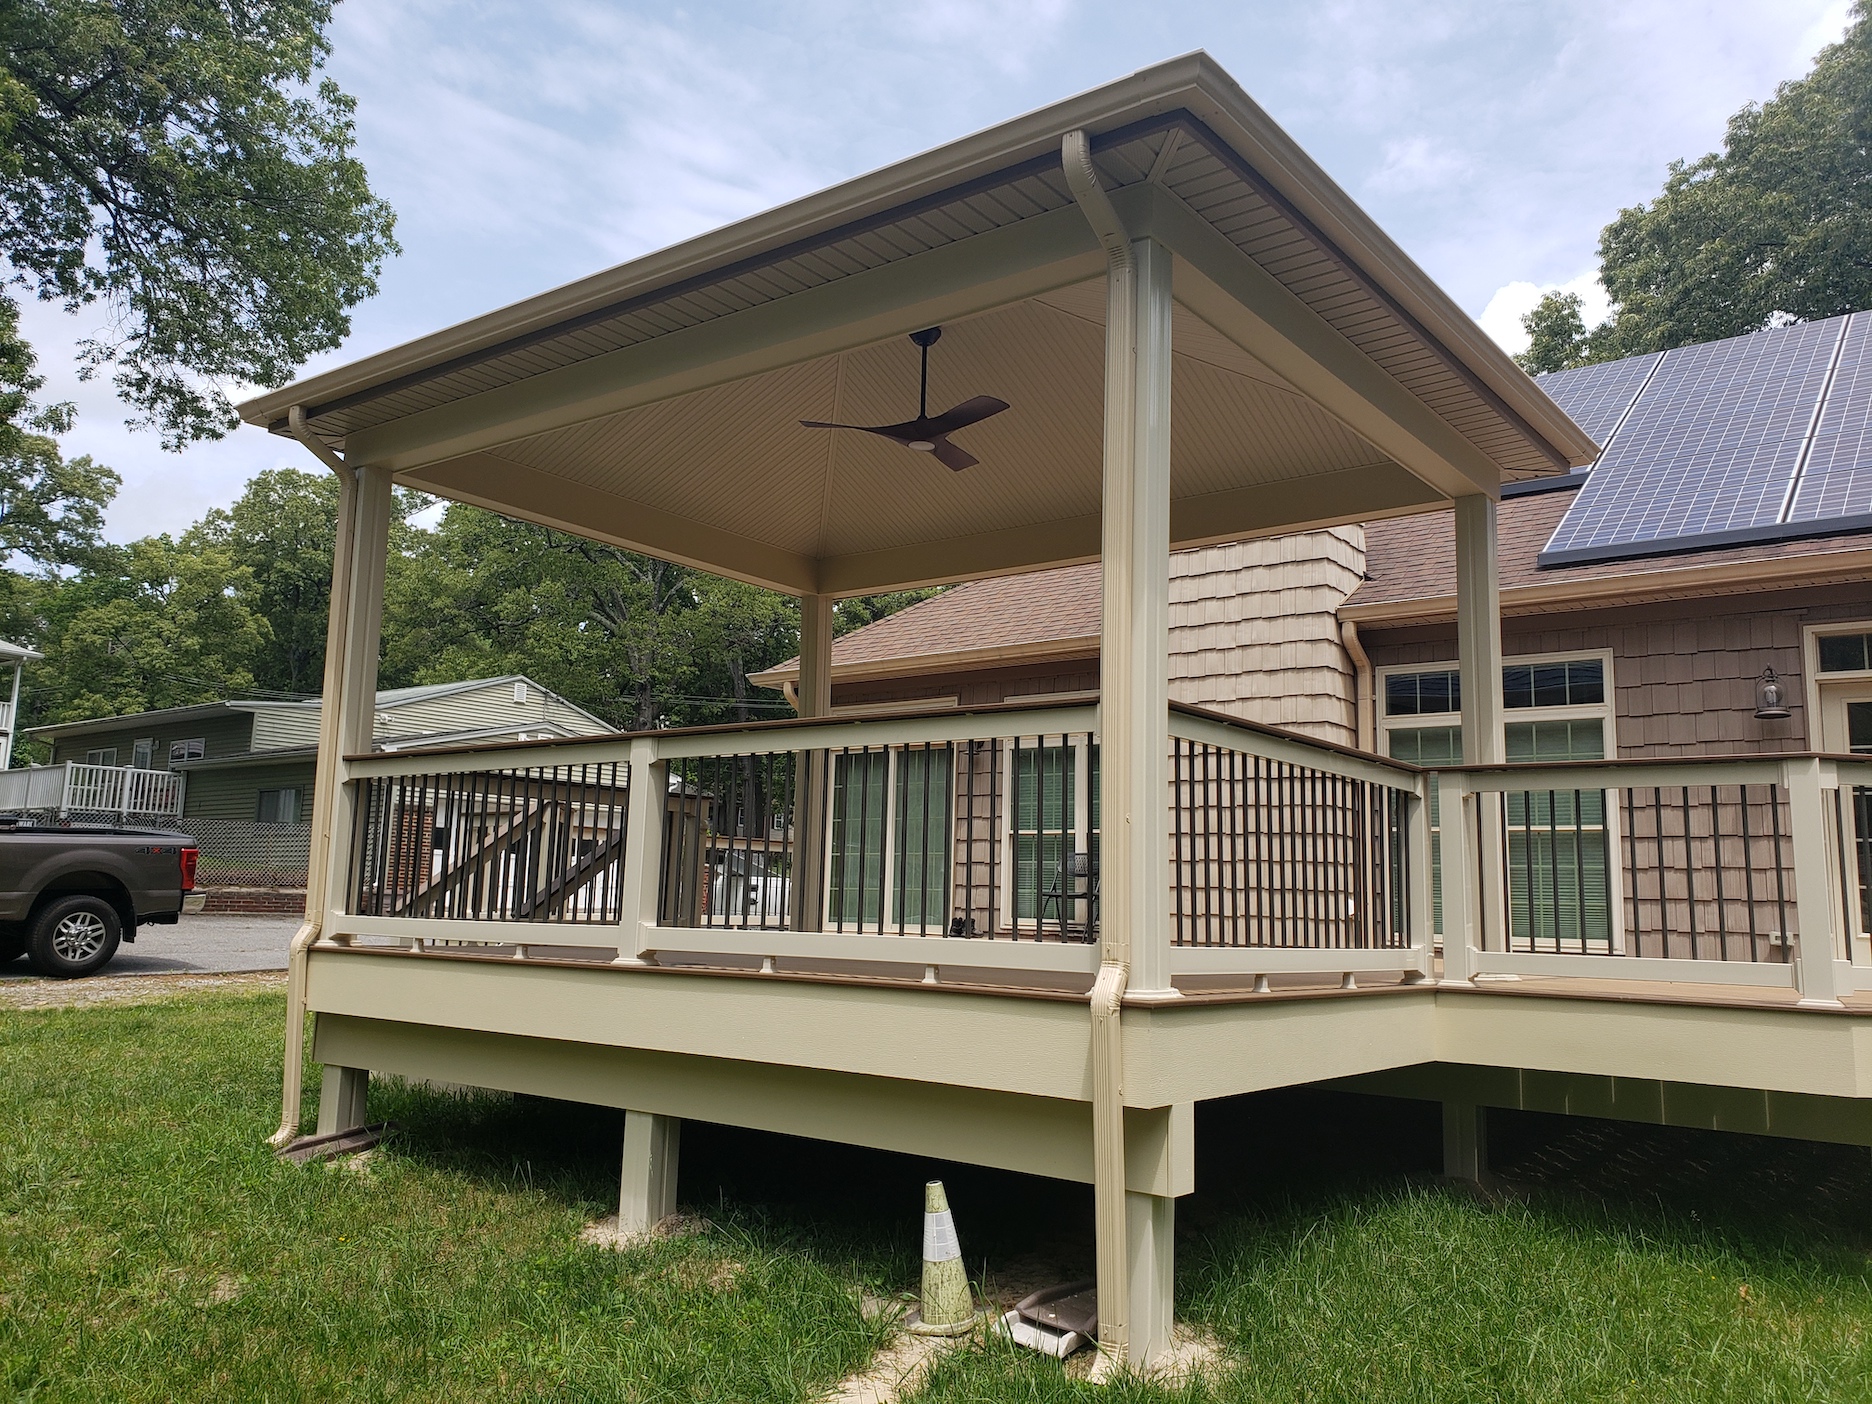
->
[616,734,666,963]
[1787,756,1847,1007]
[1455,495,1505,952]
[319,464,395,937]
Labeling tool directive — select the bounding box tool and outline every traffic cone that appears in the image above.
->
[907,1179,981,1336]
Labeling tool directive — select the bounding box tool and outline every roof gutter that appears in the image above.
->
[271,406,360,1148]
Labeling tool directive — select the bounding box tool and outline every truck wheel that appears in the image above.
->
[26,896,122,978]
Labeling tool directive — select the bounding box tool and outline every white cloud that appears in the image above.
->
[1479,271,1612,357]
[1365,135,1470,194]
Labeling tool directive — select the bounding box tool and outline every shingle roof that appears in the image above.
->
[751,564,1102,683]
[1345,486,1872,617]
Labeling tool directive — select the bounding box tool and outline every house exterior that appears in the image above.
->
[24,678,611,910]
[227,56,1872,1373]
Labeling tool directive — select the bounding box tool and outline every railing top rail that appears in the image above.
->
[342,695,1099,766]
[1169,699,1426,782]
[1451,755,1791,793]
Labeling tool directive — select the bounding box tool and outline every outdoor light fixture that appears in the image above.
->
[1754,667,1792,720]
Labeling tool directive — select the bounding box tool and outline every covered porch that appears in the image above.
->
[233,54,1872,1370]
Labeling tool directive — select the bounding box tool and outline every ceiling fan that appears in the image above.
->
[800,326,1008,471]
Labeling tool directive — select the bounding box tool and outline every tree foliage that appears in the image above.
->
[0,0,397,443]
[0,295,115,567]
[1517,4,1872,374]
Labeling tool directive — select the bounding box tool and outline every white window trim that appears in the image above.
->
[1378,649,1625,950]
[1801,621,1872,742]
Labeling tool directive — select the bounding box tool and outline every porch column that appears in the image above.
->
[1096,232,1176,1368]
[1454,495,1504,960]
[789,592,834,934]
[618,1108,681,1236]
[318,464,395,935]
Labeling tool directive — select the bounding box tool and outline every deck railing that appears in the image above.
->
[0,762,185,820]
[329,706,1871,1002]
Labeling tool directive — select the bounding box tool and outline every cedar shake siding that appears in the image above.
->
[804,530,1366,748]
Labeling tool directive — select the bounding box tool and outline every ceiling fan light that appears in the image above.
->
[907,440,936,451]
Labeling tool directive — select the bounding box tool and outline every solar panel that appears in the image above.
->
[1540,316,1849,566]
[1534,352,1662,448]
[1786,310,1872,522]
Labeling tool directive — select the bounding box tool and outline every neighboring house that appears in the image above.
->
[31,675,610,825]
[24,677,614,910]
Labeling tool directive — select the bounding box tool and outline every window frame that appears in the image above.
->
[1376,649,1624,950]
[996,735,1099,932]
[255,787,302,825]
[821,745,956,934]
[84,746,118,767]
[131,738,154,769]
[168,737,205,765]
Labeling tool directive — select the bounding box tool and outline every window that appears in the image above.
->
[256,788,301,824]
[1379,653,1617,946]
[169,737,204,764]
[1818,632,1872,673]
[131,738,154,769]
[84,747,118,766]
[826,746,954,929]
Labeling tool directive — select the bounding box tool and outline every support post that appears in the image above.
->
[616,734,666,963]
[1786,756,1847,1007]
[317,1065,369,1136]
[1125,1191,1175,1365]
[619,1109,681,1236]
[318,465,395,933]
[1455,495,1504,953]
[1438,771,1477,984]
[1442,1101,1488,1183]
[790,593,834,934]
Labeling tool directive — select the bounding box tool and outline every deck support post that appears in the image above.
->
[1455,495,1505,954]
[618,1109,681,1236]
[1786,757,1848,1007]
[317,1065,369,1136]
[1069,120,1176,1372]
[1442,1100,1488,1183]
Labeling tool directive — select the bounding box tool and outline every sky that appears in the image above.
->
[12,0,1857,541]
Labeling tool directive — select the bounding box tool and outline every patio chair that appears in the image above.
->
[1037,851,1099,942]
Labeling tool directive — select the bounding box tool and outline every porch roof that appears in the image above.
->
[240,52,1596,598]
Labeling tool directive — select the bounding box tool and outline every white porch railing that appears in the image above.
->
[0,761,186,820]
[327,705,1872,1003]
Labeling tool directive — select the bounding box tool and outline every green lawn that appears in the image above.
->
[3,987,1871,1402]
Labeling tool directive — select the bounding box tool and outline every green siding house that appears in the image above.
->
[26,678,614,909]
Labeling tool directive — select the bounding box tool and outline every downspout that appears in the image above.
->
[1062,127,1135,1364]
[270,405,360,1147]
[1341,619,1375,752]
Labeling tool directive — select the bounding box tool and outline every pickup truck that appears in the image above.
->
[0,820,200,977]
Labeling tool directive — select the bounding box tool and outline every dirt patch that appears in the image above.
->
[578,1211,713,1251]
[0,969,285,1011]
[817,1328,963,1404]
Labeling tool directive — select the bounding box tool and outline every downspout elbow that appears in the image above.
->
[1062,130,1133,276]
[288,405,352,479]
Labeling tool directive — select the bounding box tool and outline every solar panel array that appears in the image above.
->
[1539,311,1870,567]
[1534,351,1662,448]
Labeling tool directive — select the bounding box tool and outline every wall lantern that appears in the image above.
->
[1754,667,1791,720]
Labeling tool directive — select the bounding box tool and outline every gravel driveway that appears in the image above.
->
[0,912,301,983]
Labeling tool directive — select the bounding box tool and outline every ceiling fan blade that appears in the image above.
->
[930,438,978,472]
[799,419,922,446]
[922,395,1009,437]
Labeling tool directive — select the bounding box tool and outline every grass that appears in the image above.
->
[2,987,1871,1402]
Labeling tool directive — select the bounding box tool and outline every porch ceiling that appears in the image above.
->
[240,53,1598,597]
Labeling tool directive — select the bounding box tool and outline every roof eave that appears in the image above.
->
[237,52,1591,472]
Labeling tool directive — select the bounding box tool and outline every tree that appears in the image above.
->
[1524,5,1872,370]
[31,533,267,722]
[1515,292,1595,375]
[192,468,338,696]
[0,295,115,568]
[0,0,397,444]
